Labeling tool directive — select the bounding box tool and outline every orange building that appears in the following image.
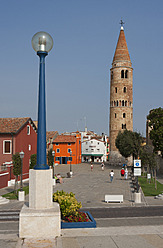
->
[53,133,81,165]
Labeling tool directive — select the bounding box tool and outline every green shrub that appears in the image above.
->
[53,190,82,218]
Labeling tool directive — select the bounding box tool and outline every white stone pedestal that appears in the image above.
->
[70,171,73,177]
[18,191,25,201]
[8,181,12,187]
[19,169,60,238]
[53,178,56,186]
[134,192,141,203]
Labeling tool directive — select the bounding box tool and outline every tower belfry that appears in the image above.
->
[109,24,133,162]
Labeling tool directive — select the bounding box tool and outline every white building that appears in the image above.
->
[82,138,107,163]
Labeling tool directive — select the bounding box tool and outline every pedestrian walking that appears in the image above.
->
[121,167,125,180]
[101,162,105,171]
[110,170,114,182]
[125,168,128,180]
[91,162,93,171]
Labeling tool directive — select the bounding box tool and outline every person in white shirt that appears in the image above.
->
[125,168,128,180]
[110,170,114,183]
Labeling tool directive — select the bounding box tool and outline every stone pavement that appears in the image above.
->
[0,163,163,247]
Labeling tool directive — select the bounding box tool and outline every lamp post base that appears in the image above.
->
[70,171,73,177]
[19,202,60,238]
[53,178,56,186]
[19,169,60,238]
[134,192,141,203]
[18,191,25,201]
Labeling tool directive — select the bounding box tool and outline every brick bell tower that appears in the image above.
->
[109,22,133,162]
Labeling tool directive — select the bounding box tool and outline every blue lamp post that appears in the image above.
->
[32,32,53,170]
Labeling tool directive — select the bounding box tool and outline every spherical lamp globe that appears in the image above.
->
[32,31,53,53]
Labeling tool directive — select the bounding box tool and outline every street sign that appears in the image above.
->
[134,168,141,176]
[147,174,151,179]
[134,160,141,168]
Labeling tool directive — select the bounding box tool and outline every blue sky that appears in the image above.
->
[0,0,163,136]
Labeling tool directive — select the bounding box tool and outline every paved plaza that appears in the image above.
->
[0,163,163,247]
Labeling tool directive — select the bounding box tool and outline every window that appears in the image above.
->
[125,70,128,78]
[123,87,126,93]
[56,149,60,153]
[122,100,124,106]
[121,70,124,78]
[29,144,31,151]
[125,101,127,106]
[55,143,59,146]
[122,124,126,129]
[3,140,11,154]
[68,148,71,153]
[115,87,117,93]
[117,100,119,106]
[91,149,94,151]
[123,113,126,118]
[68,143,71,146]
[91,141,93,144]
[115,113,117,118]
[27,125,30,135]
[111,71,113,80]
[56,157,60,161]
[86,149,88,151]
[97,142,99,145]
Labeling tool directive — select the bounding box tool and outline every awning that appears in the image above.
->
[82,154,103,157]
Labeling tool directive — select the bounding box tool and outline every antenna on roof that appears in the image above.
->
[120,18,125,30]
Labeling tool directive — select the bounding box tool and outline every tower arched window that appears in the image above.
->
[123,113,126,118]
[115,113,117,118]
[119,100,121,106]
[114,101,116,106]
[111,71,113,80]
[117,100,119,106]
[123,87,126,93]
[125,70,128,78]
[115,87,117,93]
[111,101,113,106]
[122,100,124,106]
[125,101,127,106]
[122,124,126,129]
[121,70,124,78]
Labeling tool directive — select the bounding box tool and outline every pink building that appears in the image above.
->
[0,117,37,189]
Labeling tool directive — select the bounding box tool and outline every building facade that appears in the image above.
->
[0,117,37,189]
[53,133,81,165]
[109,25,133,161]
[82,138,107,162]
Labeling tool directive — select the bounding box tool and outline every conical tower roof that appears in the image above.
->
[112,27,131,63]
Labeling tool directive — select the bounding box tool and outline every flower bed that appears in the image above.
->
[53,190,96,229]
[61,211,96,229]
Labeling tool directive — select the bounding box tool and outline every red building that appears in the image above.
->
[53,133,81,165]
[0,117,37,189]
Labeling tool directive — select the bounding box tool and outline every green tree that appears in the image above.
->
[132,132,143,159]
[30,154,37,169]
[147,107,163,157]
[140,145,158,189]
[12,153,21,193]
[115,130,143,161]
[47,148,54,168]
[115,130,134,159]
